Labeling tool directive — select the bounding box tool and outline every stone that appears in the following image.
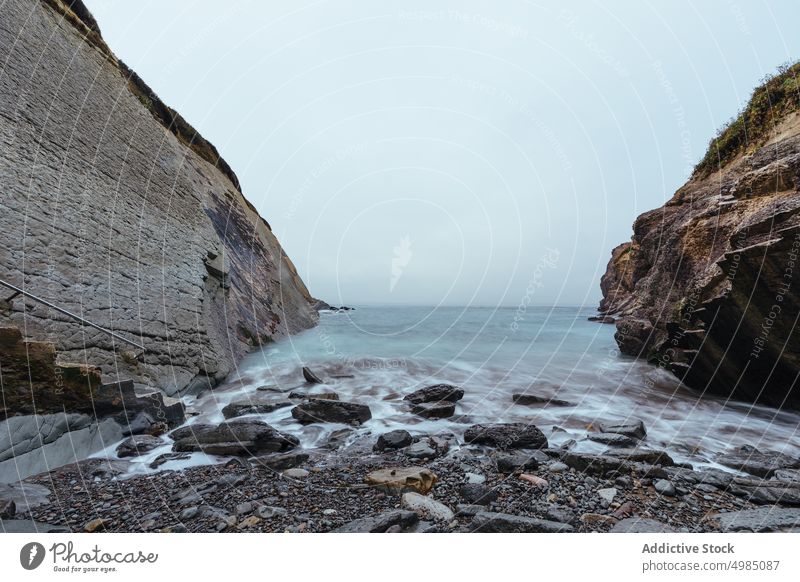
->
[464,423,548,450]
[291,399,371,425]
[84,518,109,533]
[465,472,486,484]
[333,510,419,533]
[149,452,191,469]
[459,483,497,505]
[608,448,675,466]
[455,504,485,517]
[120,411,155,436]
[116,435,163,458]
[654,479,677,496]
[610,517,676,533]
[302,367,324,384]
[172,419,299,456]
[520,474,549,488]
[774,469,800,483]
[548,462,568,473]
[493,451,541,472]
[588,433,638,447]
[403,384,464,404]
[401,492,454,521]
[717,446,800,478]
[470,511,573,533]
[288,391,339,400]
[545,505,575,524]
[221,400,292,419]
[597,420,646,440]
[365,467,438,494]
[180,506,200,520]
[597,487,617,503]
[254,452,309,471]
[0,498,16,519]
[410,401,456,419]
[283,468,309,478]
[404,441,437,459]
[711,507,800,532]
[374,430,413,451]
[237,516,262,529]
[255,506,287,519]
[512,394,573,406]
[0,519,70,533]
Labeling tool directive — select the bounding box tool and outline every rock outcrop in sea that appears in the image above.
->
[0,0,317,479]
[598,62,800,410]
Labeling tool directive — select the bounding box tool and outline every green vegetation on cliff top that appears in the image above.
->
[695,61,800,176]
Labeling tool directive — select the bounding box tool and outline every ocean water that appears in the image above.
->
[108,306,800,475]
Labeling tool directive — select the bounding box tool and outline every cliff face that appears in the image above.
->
[0,0,318,397]
[600,64,800,410]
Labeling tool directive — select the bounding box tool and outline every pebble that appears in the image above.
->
[520,474,549,489]
[655,479,677,497]
[284,468,310,479]
[597,487,617,504]
[548,462,568,473]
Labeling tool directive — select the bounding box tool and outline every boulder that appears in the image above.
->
[459,483,497,506]
[710,507,800,532]
[410,401,456,419]
[302,367,324,384]
[403,384,464,404]
[464,423,548,450]
[654,479,677,496]
[171,419,298,456]
[716,446,800,478]
[493,451,544,472]
[512,394,573,407]
[116,435,164,458]
[470,511,573,533]
[401,492,454,521]
[374,430,413,451]
[588,433,638,447]
[221,399,292,419]
[333,510,419,533]
[365,467,437,494]
[291,399,371,425]
[597,420,646,440]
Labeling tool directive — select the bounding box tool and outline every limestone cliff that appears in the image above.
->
[599,63,800,410]
[0,0,318,398]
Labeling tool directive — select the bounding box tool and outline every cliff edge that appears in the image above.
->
[0,0,318,398]
[599,62,800,410]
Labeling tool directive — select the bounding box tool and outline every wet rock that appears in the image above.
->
[291,399,372,425]
[464,423,548,450]
[716,446,800,478]
[493,451,542,472]
[654,479,677,496]
[459,483,497,506]
[610,517,676,533]
[728,478,800,506]
[597,419,646,440]
[333,510,419,533]
[470,511,573,533]
[410,401,456,419]
[404,441,437,460]
[608,448,675,466]
[168,424,215,441]
[116,435,164,458]
[302,367,324,384]
[561,450,673,476]
[172,419,299,456]
[401,492,454,521]
[288,391,339,400]
[512,394,573,407]
[711,507,800,532]
[0,498,15,519]
[403,384,464,404]
[588,433,638,447]
[221,400,292,419]
[365,467,437,494]
[253,451,309,471]
[374,430,413,452]
[121,411,156,436]
[149,452,191,469]
[774,469,800,483]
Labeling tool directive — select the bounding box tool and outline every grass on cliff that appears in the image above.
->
[694,61,800,176]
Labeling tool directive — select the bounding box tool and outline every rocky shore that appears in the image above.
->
[3,380,799,534]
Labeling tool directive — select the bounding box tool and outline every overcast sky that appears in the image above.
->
[85,0,800,308]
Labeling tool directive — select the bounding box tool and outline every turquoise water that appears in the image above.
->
[114,306,800,474]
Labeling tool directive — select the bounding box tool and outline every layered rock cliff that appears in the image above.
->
[0,0,318,403]
[599,63,800,410]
